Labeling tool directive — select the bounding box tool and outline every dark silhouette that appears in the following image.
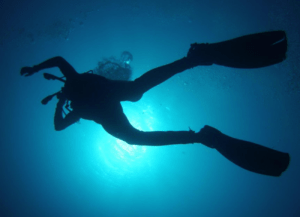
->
[21,31,290,177]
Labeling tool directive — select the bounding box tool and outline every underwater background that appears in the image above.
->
[1,0,300,216]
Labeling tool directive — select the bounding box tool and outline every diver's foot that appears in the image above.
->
[187,43,214,66]
[197,125,224,148]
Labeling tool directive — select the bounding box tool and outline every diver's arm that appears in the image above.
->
[20,56,77,77]
[54,98,80,131]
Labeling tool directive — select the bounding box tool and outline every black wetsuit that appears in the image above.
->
[34,56,203,146]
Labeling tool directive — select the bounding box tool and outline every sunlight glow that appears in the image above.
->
[97,103,156,177]
[115,140,147,159]
[111,104,153,163]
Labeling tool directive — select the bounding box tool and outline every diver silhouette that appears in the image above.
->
[21,31,290,177]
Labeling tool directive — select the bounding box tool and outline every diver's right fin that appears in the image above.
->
[188,31,287,68]
[211,31,287,68]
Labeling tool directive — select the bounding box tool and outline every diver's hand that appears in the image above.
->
[20,66,37,77]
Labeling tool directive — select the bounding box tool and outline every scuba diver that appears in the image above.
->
[21,31,290,177]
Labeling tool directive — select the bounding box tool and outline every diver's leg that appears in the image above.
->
[132,58,206,95]
[99,102,208,146]
[32,56,78,78]
[105,58,197,102]
[131,56,211,96]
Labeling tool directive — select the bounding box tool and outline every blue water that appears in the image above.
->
[1,0,300,216]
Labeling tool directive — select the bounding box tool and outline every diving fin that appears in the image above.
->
[189,31,287,68]
[199,125,290,177]
[211,31,287,68]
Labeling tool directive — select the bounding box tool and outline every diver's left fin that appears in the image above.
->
[200,125,290,177]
